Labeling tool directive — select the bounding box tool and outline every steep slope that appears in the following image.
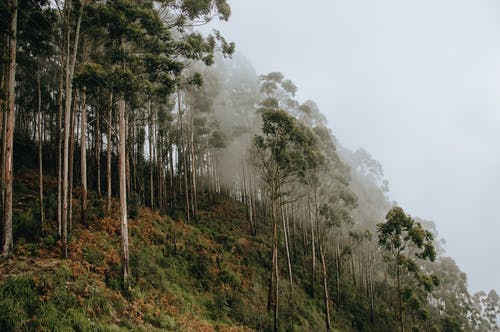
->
[0,170,335,331]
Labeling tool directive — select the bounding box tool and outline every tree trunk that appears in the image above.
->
[125,115,130,198]
[309,194,316,298]
[118,98,130,287]
[397,262,404,332]
[80,90,88,226]
[68,95,77,231]
[168,146,175,210]
[349,237,357,286]
[335,229,341,306]
[369,254,375,327]
[96,108,101,197]
[107,93,113,213]
[320,244,332,331]
[1,0,17,258]
[282,204,293,304]
[149,101,154,209]
[273,196,279,332]
[57,64,63,238]
[37,63,44,236]
[61,0,83,258]
[1,86,6,246]
[189,105,197,222]
[177,89,190,222]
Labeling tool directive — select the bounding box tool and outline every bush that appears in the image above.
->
[42,233,57,248]
[128,192,140,219]
[145,310,176,330]
[83,246,105,266]
[88,193,105,222]
[13,209,40,243]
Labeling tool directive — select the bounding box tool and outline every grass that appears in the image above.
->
[0,171,333,331]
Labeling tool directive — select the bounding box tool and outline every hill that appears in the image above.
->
[0,170,335,331]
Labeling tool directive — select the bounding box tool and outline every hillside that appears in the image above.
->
[0,169,336,332]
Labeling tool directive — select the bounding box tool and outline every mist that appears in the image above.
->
[202,0,500,293]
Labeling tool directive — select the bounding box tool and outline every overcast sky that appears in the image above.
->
[204,0,500,293]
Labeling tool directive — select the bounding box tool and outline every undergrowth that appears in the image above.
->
[0,170,335,331]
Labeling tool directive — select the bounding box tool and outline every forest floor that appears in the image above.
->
[0,169,334,331]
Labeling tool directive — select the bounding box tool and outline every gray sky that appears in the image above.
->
[205,0,500,293]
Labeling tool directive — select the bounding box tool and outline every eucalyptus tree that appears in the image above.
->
[377,206,439,332]
[1,0,18,258]
[424,256,473,331]
[307,125,356,330]
[253,103,321,331]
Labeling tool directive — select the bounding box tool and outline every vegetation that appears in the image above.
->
[0,1,499,331]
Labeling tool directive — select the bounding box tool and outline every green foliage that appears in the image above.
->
[145,310,176,330]
[13,208,40,243]
[0,276,39,331]
[253,108,321,199]
[128,192,140,219]
[83,246,105,266]
[377,206,439,329]
[378,206,437,264]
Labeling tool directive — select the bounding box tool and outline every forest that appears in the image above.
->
[0,0,499,331]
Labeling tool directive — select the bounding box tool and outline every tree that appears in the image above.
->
[377,206,439,332]
[253,106,320,331]
[1,0,18,258]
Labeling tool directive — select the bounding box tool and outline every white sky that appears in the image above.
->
[203,0,500,293]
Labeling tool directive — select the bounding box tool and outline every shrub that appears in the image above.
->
[42,232,57,248]
[83,246,105,266]
[128,192,140,219]
[13,209,40,243]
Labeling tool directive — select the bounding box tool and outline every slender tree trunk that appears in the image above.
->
[177,89,190,222]
[320,244,332,331]
[1,50,6,241]
[265,180,280,332]
[80,90,88,226]
[189,105,197,222]
[397,262,404,332]
[61,0,83,258]
[125,115,130,197]
[118,98,130,287]
[61,0,72,259]
[272,195,279,332]
[282,204,293,304]
[335,229,341,306]
[169,146,175,210]
[149,101,154,209]
[37,63,45,236]
[369,254,375,327]
[96,108,101,197]
[1,0,17,257]
[309,194,316,298]
[107,92,113,213]
[349,237,357,286]
[68,95,77,231]
[57,64,63,237]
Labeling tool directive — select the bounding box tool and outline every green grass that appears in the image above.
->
[1,194,335,331]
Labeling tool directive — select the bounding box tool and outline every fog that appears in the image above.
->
[204,0,500,293]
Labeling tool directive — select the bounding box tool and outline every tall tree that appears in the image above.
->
[61,0,84,258]
[1,0,18,258]
[377,206,439,332]
[253,106,320,331]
